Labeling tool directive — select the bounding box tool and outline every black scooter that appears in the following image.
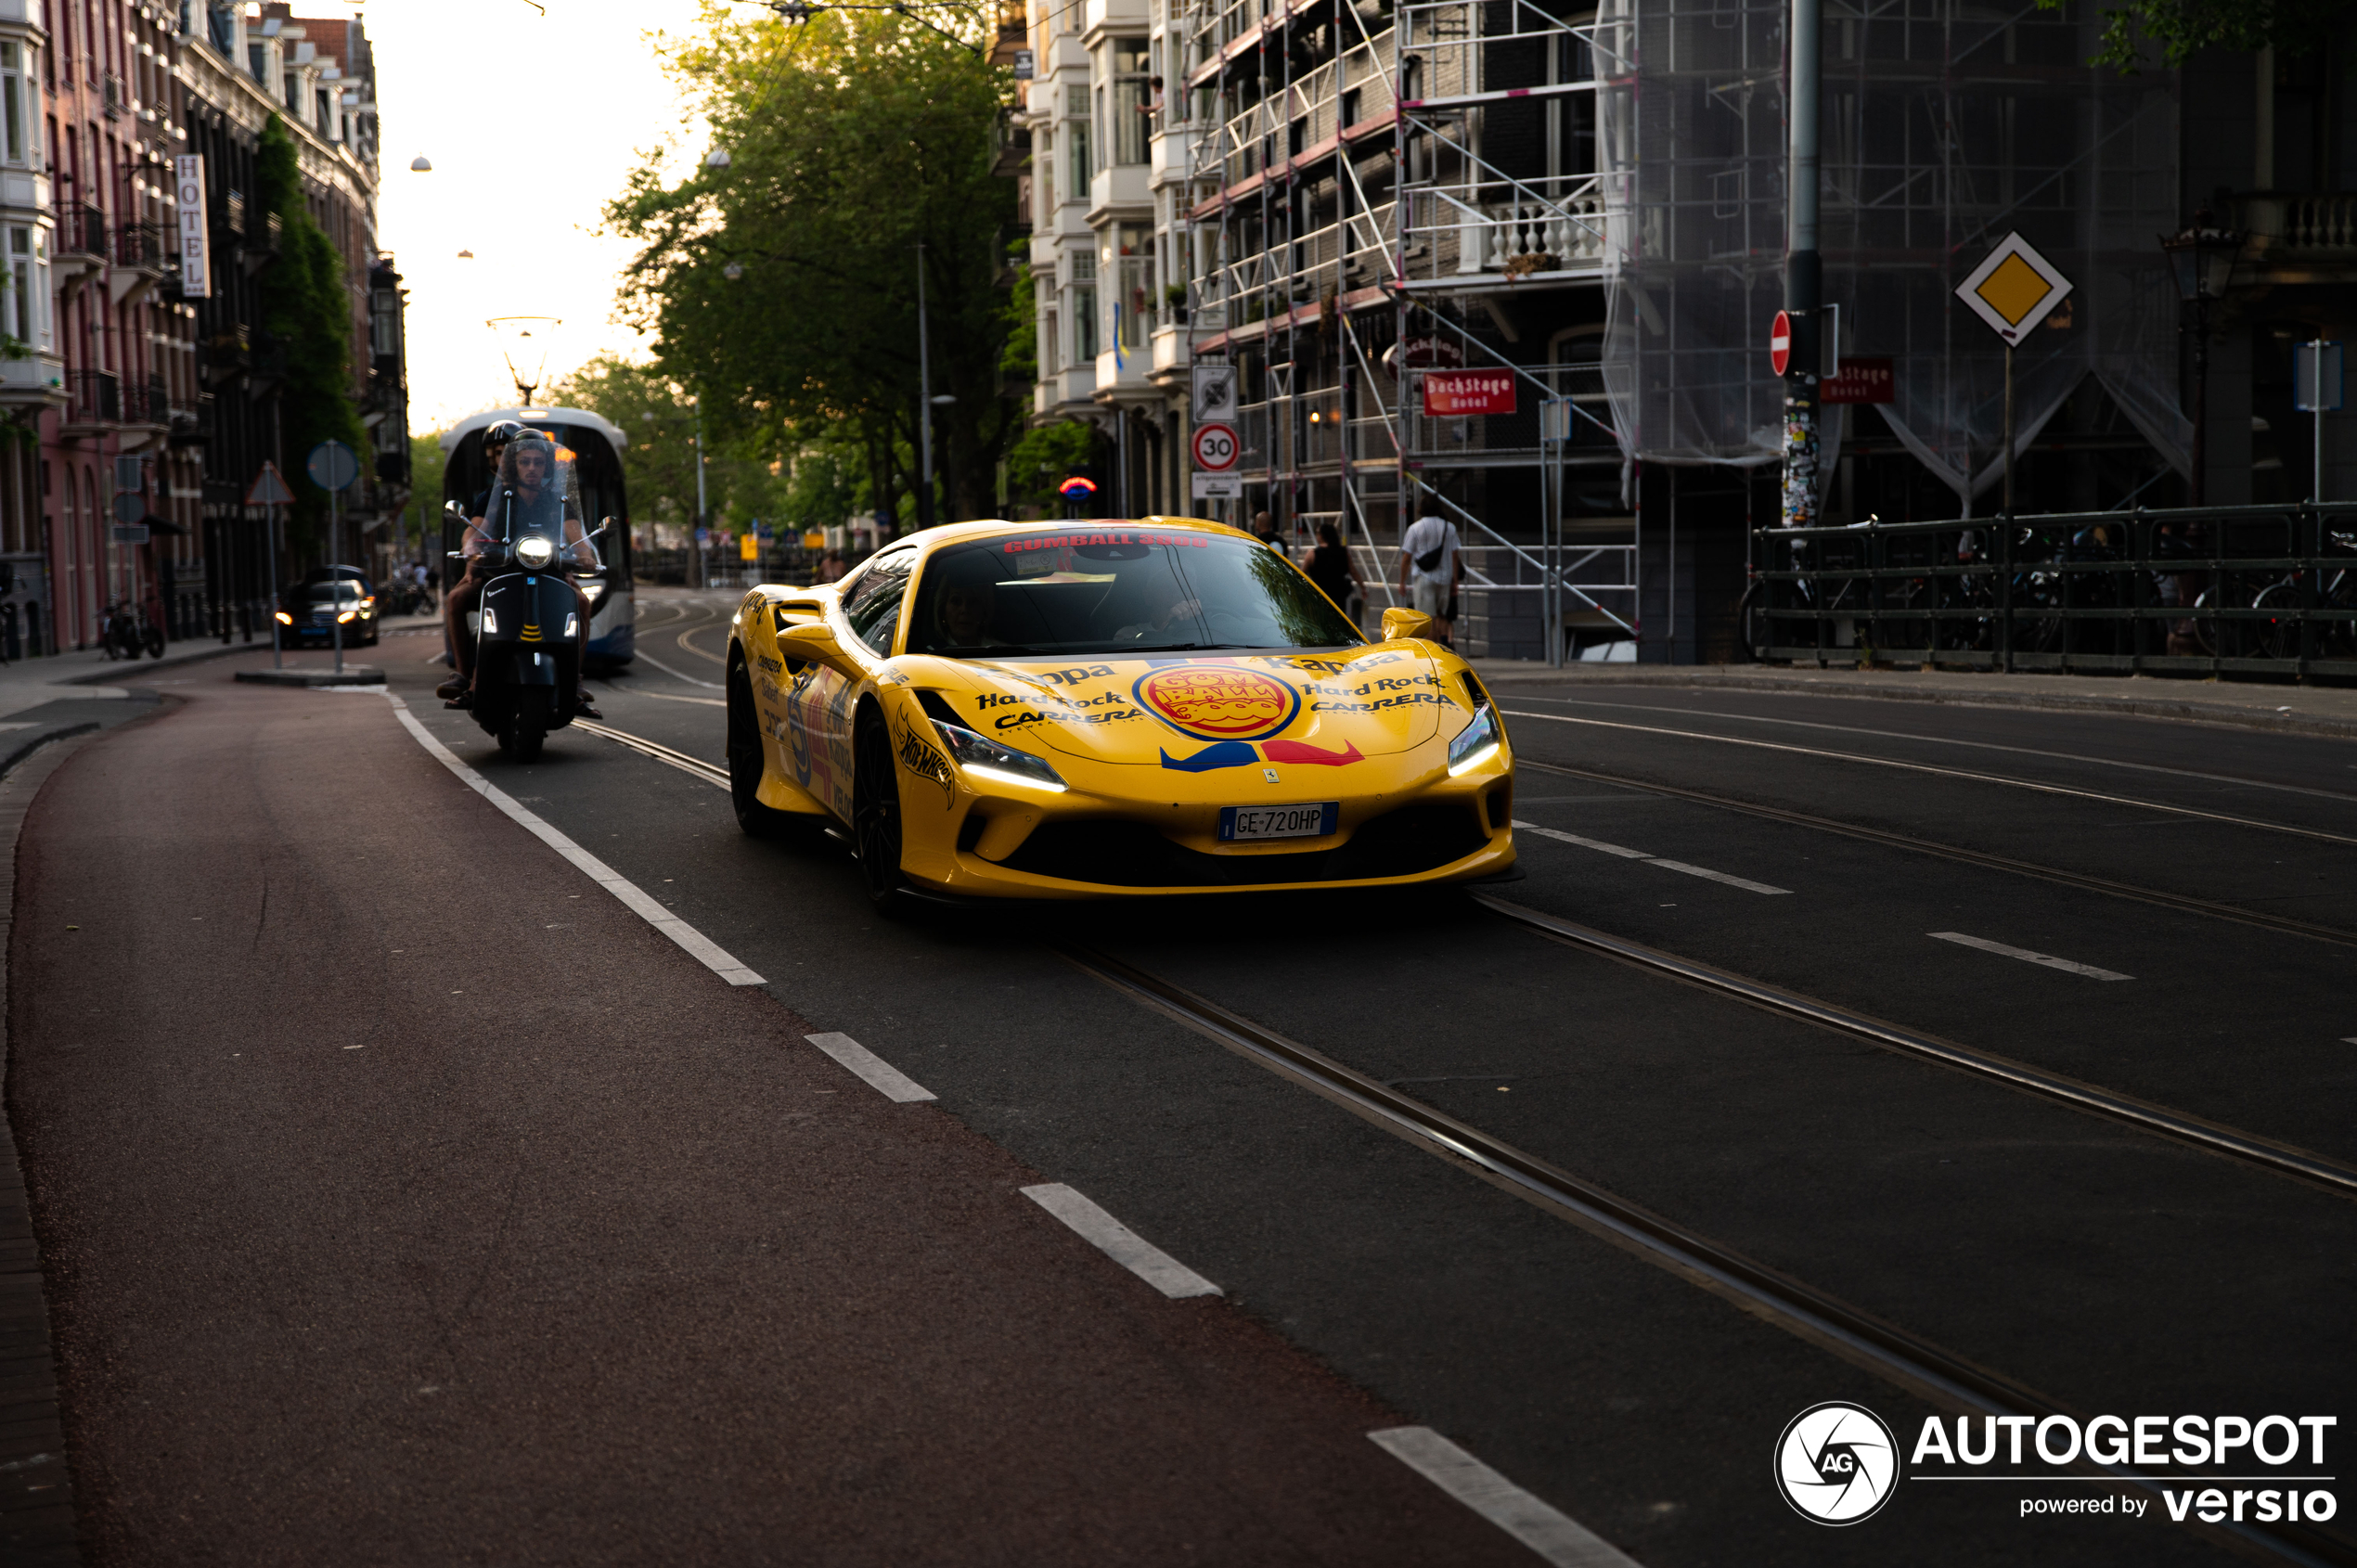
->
[450,503,611,762]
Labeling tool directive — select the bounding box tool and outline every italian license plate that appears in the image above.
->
[1219,802,1339,842]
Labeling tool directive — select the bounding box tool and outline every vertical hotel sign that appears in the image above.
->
[174,154,210,299]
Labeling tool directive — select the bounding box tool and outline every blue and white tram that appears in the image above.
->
[440,407,636,667]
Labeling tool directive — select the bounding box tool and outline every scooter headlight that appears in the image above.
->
[515,536,556,570]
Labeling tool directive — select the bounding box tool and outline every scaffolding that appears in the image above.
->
[1173,0,1638,662]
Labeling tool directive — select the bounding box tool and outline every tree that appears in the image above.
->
[256,115,366,556]
[2037,0,2340,70]
[607,6,1020,533]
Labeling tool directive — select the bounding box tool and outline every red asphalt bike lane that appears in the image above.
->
[5,661,1526,1567]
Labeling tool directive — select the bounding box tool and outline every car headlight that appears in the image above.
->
[932,720,1067,793]
[515,535,556,569]
[337,610,357,623]
[1447,700,1500,775]
[273,610,292,624]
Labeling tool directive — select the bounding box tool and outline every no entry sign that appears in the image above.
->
[1191,422,1239,471]
[1770,310,1793,378]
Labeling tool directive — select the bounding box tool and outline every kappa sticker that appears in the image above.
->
[1135,664,1301,742]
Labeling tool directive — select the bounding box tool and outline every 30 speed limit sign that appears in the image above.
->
[1191,422,1239,472]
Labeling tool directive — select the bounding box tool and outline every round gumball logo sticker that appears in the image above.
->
[1135,664,1301,742]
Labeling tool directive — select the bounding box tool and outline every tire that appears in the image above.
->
[504,686,549,763]
[852,708,908,913]
[726,659,798,839]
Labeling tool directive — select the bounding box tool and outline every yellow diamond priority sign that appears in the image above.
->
[1956,232,2072,343]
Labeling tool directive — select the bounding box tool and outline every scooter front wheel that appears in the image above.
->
[502,686,549,763]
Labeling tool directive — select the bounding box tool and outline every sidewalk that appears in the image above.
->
[0,614,443,722]
[1465,658,2357,741]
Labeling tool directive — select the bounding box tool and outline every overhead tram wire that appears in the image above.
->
[1513,755,2357,949]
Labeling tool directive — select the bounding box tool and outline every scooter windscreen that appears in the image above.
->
[481,433,600,572]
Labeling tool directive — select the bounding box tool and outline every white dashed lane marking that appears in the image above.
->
[804,1032,936,1102]
[1513,821,1791,894]
[1369,1426,1640,1567]
[1927,931,2133,982]
[1019,1184,1222,1299]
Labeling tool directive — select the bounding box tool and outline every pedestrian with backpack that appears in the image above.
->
[1396,512,1462,647]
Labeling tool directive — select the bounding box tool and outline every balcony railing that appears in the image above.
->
[2242,192,2357,258]
[58,203,106,259]
[122,379,171,426]
[62,369,119,426]
[115,222,167,270]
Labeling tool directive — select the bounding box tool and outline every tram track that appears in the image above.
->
[1501,709,2357,850]
[1514,756,2357,949]
[570,716,2357,1200]
[1056,946,2353,1568]
[560,713,2357,1561]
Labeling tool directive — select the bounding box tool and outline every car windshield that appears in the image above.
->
[303,583,367,604]
[905,528,1361,658]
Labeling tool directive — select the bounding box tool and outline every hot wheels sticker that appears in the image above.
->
[1135,664,1301,742]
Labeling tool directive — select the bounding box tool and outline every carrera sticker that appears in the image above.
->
[896,715,955,805]
[1136,664,1302,742]
[1310,692,1452,713]
[1160,740,1261,773]
[1262,738,1365,765]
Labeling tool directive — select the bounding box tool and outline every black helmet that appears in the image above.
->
[482,418,526,454]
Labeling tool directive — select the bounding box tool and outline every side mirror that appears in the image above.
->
[1382,607,1434,642]
[780,617,860,675]
[443,500,463,518]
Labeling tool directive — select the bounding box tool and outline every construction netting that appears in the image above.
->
[1593,0,2191,508]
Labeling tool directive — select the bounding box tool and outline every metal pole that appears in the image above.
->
[2313,338,2327,503]
[916,241,935,531]
[2003,343,2016,516]
[694,400,709,588]
[267,503,282,670]
[331,480,343,677]
[2189,293,2210,505]
[1780,0,1822,531]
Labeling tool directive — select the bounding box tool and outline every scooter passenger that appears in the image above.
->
[449,431,604,718]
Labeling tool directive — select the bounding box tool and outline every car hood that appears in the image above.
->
[911,647,1461,772]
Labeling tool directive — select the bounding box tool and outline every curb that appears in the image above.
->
[0,726,102,1568]
[1470,668,2357,743]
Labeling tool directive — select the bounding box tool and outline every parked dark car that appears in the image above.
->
[277,567,380,648]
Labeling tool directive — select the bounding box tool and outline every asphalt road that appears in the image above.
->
[7,589,2354,1566]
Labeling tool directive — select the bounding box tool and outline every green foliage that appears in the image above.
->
[1002,418,1101,512]
[2037,0,2340,69]
[258,115,365,553]
[999,261,1037,388]
[407,426,449,516]
[608,4,1020,532]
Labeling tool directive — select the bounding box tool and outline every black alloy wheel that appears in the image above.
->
[727,659,797,839]
[851,710,908,913]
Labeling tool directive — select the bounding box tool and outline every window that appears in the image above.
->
[0,43,23,163]
[1111,38,1149,164]
[1107,224,1151,348]
[7,225,48,352]
[1040,276,1060,372]
[1065,84,1091,194]
[842,550,915,653]
[1037,128,1054,212]
[1071,250,1098,360]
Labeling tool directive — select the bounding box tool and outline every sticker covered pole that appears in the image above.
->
[1780,0,1822,531]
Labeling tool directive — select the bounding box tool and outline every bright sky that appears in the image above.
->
[333,0,725,432]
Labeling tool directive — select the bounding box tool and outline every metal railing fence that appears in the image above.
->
[1749,502,2357,680]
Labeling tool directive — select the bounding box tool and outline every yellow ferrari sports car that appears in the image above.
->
[725,516,1514,906]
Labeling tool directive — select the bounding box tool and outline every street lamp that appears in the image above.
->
[705,147,733,169]
[2160,206,2248,506]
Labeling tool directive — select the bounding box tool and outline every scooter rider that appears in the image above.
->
[452,430,604,718]
[437,419,523,702]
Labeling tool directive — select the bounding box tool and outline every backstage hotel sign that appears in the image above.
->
[1776,1402,2339,1533]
